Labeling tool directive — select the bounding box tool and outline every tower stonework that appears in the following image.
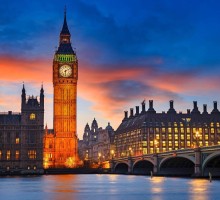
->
[52,11,78,168]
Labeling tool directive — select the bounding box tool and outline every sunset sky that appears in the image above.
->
[1,0,220,139]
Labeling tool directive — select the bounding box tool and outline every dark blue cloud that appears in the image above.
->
[1,0,220,74]
[101,80,181,102]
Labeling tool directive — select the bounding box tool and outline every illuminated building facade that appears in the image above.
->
[115,100,220,158]
[78,119,115,165]
[44,11,78,168]
[0,85,44,174]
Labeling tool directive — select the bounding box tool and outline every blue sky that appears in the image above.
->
[1,0,220,138]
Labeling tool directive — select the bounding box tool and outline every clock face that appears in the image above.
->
[59,65,72,77]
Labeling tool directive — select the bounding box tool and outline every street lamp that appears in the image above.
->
[154,139,158,153]
[98,152,101,164]
[195,131,200,148]
[111,150,114,159]
[129,147,132,157]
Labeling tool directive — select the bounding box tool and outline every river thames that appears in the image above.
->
[0,174,220,200]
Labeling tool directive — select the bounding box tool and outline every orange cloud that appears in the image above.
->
[0,55,51,83]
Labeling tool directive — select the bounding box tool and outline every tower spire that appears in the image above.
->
[22,82,26,94]
[60,6,70,36]
[57,7,75,54]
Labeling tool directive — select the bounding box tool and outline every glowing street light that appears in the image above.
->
[98,152,101,164]
[154,139,159,153]
[111,150,114,159]
[194,131,200,148]
[129,147,132,157]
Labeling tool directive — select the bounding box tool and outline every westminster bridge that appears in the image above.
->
[110,145,220,176]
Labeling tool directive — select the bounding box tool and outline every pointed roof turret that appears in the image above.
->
[60,7,70,36]
[22,82,25,94]
[84,123,90,131]
[40,83,44,94]
[92,118,98,128]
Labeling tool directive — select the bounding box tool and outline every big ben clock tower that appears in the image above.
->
[53,10,78,168]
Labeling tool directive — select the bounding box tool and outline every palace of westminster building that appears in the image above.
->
[1,11,220,173]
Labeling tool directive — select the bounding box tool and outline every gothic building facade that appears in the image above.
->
[78,119,115,165]
[0,85,44,174]
[114,100,220,158]
[43,11,79,168]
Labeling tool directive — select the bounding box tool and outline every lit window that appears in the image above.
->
[205,135,209,140]
[181,128,184,133]
[28,150,36,159]
[0,150,2,159]
[187,128,190,133]
[175,141,178,146]
[6,150,10,160]
[174,128,178,133]
[168,128,172,133]
[175,134,178,140]
[15,150,19,160]
[211,128,215,134]
[16,138,20,144]
[162,141,166,147]
[30,113,36,120]
[187,135,190,140]
[187,141,191,147]
[168,141,172,147]
[168,134,172,140]
[181,134,184,140]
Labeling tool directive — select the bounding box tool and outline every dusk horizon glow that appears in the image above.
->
[1,0,220,139]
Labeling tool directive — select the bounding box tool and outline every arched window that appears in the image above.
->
[30,113,36,120]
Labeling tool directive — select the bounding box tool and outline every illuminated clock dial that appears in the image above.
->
[59,65,72,77]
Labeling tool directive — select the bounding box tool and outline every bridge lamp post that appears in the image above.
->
[195,131,200,148]
[98,152,101,164]
[111,150,114,160]
[154,139,159,153]
[129,147,132,157]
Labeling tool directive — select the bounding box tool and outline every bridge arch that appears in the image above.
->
[159,155,195,176]
[114,162,129,174]
[202,152,220,176]
[132,159,154,175]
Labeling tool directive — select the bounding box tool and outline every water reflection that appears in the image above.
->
[149,177,165,200]
[188,179,210,200]
[43,175,78,200]
[0,175,219,200]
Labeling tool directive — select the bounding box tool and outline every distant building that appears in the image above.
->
[78,119,115,165]
[0,85,44,174]
[114,100,220,158]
